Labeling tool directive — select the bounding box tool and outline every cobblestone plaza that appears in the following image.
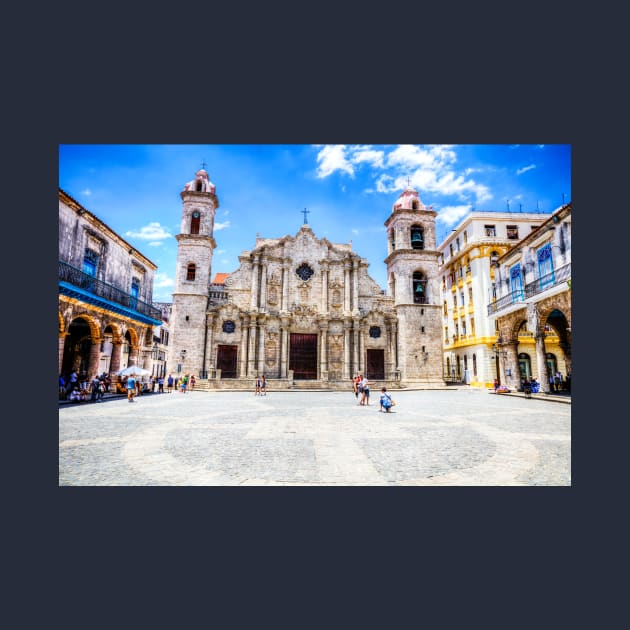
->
[59,389,571,486]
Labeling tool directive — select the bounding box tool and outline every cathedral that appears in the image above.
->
[168,168,445,389]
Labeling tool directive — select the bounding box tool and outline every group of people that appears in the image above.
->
[352,373,394,412]
[59,370,112,402]
[60,369,203,403]
[126,373,196,401]
[493,370,571,397]
[548,371,570,393]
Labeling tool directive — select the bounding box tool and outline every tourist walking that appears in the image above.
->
[254,375,262,395]
[260,375,267,396]
[167,374,174,393]
[158,376,164,393]
[189,375,196,390]
[126,375,136,402]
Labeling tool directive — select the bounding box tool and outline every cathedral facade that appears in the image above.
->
[168,169,445,389]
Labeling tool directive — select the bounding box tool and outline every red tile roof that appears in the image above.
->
[212,272,230,284]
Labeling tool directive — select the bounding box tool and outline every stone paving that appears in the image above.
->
[58,388,571,486]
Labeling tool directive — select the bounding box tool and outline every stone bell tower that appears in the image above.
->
[384,186,444,385]
[168,168,219,376]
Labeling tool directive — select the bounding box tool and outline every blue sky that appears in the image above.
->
[59,144,571,301]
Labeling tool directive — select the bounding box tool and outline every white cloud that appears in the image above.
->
[125,222,173,241]
[153,272,174,288]
[375,174,397,193]
[350,147,385,168]
[214,220,231,231]
[316,145,354,178]
[215,249,226,255]
[516,164,536,175]
[81,188,92,196]
[436,205,472,226]
[351,229,359,235]
[386,144,456,170]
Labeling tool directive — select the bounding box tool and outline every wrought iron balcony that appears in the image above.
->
[525,263,571,298]
[59,260,162,321]
[487,290,525,316]
[486,262,571,316]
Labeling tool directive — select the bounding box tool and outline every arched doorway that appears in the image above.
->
[61,317,93,378]
[518,352,532,380]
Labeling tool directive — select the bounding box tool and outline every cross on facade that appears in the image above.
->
[302,208,310,224]
[201,161,207,170]
[407,176,411,187]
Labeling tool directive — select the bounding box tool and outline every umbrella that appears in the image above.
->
[116,365,152,377]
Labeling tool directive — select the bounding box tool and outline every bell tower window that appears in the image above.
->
[413,272,427,304]
[190,211,201,235]
[187,263,196,281]
[411,225,424,250]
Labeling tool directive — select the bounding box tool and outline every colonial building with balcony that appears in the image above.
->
[58,189,164,383]
[438,211,552,387]
[486,202,571,392]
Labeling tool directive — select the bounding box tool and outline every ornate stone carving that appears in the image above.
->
[290,304,318,330]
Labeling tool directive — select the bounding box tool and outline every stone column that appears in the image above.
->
[344,262,351,313]
[352,259,359,313]
[281,259,290,311]
[250,255,260,310]
[128,345,139,368]
[59,334,67,375]
[343,320,351,380]
[359,324,368,375]
[257,316,266,376]
[392,321,399,378]
[280,316,290,378]
[535,331,550,393]
[320,262,328,314]
[352,320,359,376]
[319,322,328,381]
[87,337,102,380]
[259,258,268,309]
[248,320,257,377]
[384,320,393,378]
[205,313,215,377]
[502,340,519,389]
[110,340,123,375]
[239,316,249,378]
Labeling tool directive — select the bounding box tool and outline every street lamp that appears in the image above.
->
[180,349,187,361]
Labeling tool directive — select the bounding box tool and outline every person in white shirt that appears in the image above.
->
[359,376,370,406]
